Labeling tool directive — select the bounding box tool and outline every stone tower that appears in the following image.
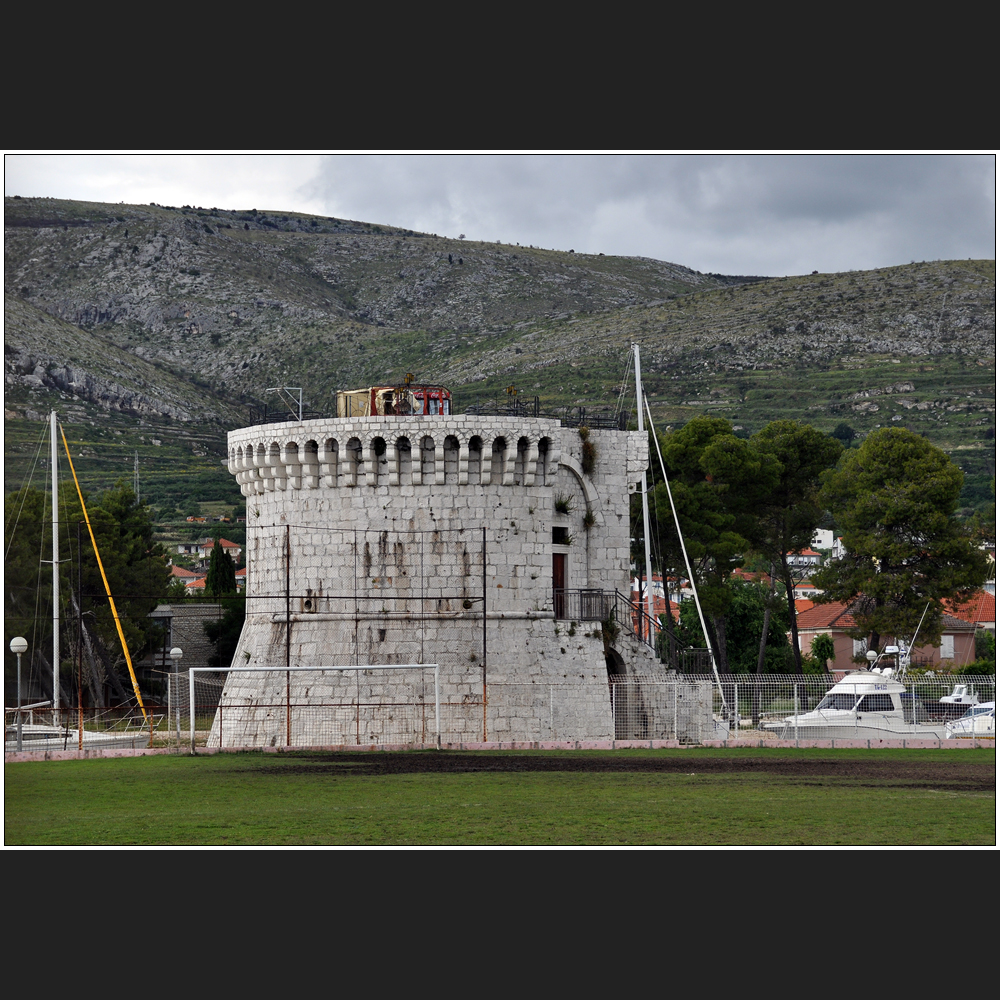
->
[211,408,660,745]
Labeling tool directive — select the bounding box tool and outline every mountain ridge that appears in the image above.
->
[4,196,994,516]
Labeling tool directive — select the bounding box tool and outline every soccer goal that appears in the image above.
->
[188,664,440,752]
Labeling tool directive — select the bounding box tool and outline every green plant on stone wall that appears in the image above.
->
[554,494,574,514]
[579,426,598,476]
[601,611,620,650]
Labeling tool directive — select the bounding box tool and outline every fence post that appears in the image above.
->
[734,681,738,741]
[286,524,291,748]
[189,669,196,753]
[482,526,487,743]
[794,683,799,747]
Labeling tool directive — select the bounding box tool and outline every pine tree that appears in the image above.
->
[812,428,990,652]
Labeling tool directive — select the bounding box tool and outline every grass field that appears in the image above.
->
[5,748,994,846]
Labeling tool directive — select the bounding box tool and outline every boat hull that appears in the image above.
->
[763,719,951,741]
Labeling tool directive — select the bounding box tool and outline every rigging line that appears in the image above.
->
[644,391,727,712]
[647,453,665,600]
[59,422,148,721]
[28,445,52,696]
[4,421,50,560]
[613,352,633,421]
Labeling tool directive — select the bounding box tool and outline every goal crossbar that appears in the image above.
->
[188,664,441,752]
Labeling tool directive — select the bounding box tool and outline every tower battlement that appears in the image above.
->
[228,416,570,494]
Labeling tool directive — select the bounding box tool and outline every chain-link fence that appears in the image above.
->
[4,703,163,752]
[153,671,993,748]
[696,673,996,740]
[10,671,994,750]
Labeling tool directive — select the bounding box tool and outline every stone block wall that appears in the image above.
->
[209,413,666,744]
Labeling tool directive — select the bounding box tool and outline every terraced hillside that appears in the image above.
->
[4,196,995,519]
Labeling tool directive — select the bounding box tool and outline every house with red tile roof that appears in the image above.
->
[198,537,242,561]
[630,575,680,639]
[169,564,202,582]
[786,548,821,574]
[176,537,243,569]
[944,590,995,633]
[795,600,977,677]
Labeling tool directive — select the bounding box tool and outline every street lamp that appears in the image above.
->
[169,647,183,745]
[10,637,28,752]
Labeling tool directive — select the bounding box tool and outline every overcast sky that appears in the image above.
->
[5,152,995,276]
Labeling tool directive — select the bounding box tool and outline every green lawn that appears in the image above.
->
[5,749,994,846]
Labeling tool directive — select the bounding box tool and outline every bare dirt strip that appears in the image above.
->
[262,753,995,793]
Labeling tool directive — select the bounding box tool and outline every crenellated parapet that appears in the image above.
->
[227,416,565,496]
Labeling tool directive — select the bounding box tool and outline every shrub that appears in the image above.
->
[578,426,598,476]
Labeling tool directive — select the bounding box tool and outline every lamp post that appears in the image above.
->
[169,647,183,745]
[10,637,28,752]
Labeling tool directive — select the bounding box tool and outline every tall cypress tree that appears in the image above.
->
[205,540,237,598]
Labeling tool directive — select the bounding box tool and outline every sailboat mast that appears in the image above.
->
[50,410,60,721]
[632,345,656,639]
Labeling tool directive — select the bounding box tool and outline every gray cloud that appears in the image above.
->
[6,152,994,276]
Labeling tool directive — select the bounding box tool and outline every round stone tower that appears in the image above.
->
[211,409,657,746]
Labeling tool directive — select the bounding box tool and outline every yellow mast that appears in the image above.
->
[59,424,148,721]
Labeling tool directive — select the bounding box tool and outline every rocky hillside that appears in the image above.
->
[4,196,995,516]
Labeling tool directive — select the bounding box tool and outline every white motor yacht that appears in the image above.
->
[945,702,995,739]
[937,683,980,720]
[763,667,952,741]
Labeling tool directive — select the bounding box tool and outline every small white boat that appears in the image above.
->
[5,723,151,753]
[938,683,980,720]
[763,668,952,741]
[945,702,995,739]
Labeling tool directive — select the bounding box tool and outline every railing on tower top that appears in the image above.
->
[247,397,629,429]
[248,405,325,426]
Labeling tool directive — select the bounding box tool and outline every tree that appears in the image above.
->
[646,416,779,672]
[749,420,843,672]
[812,428,991,653]
[679,580,792,674]
[831,422,856,447]
[205,540,237,598]
[5,480,169,706]
[204,595,246,669]
[811,633,835,673]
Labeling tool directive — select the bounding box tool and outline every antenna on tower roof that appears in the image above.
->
[265,387,304,422]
